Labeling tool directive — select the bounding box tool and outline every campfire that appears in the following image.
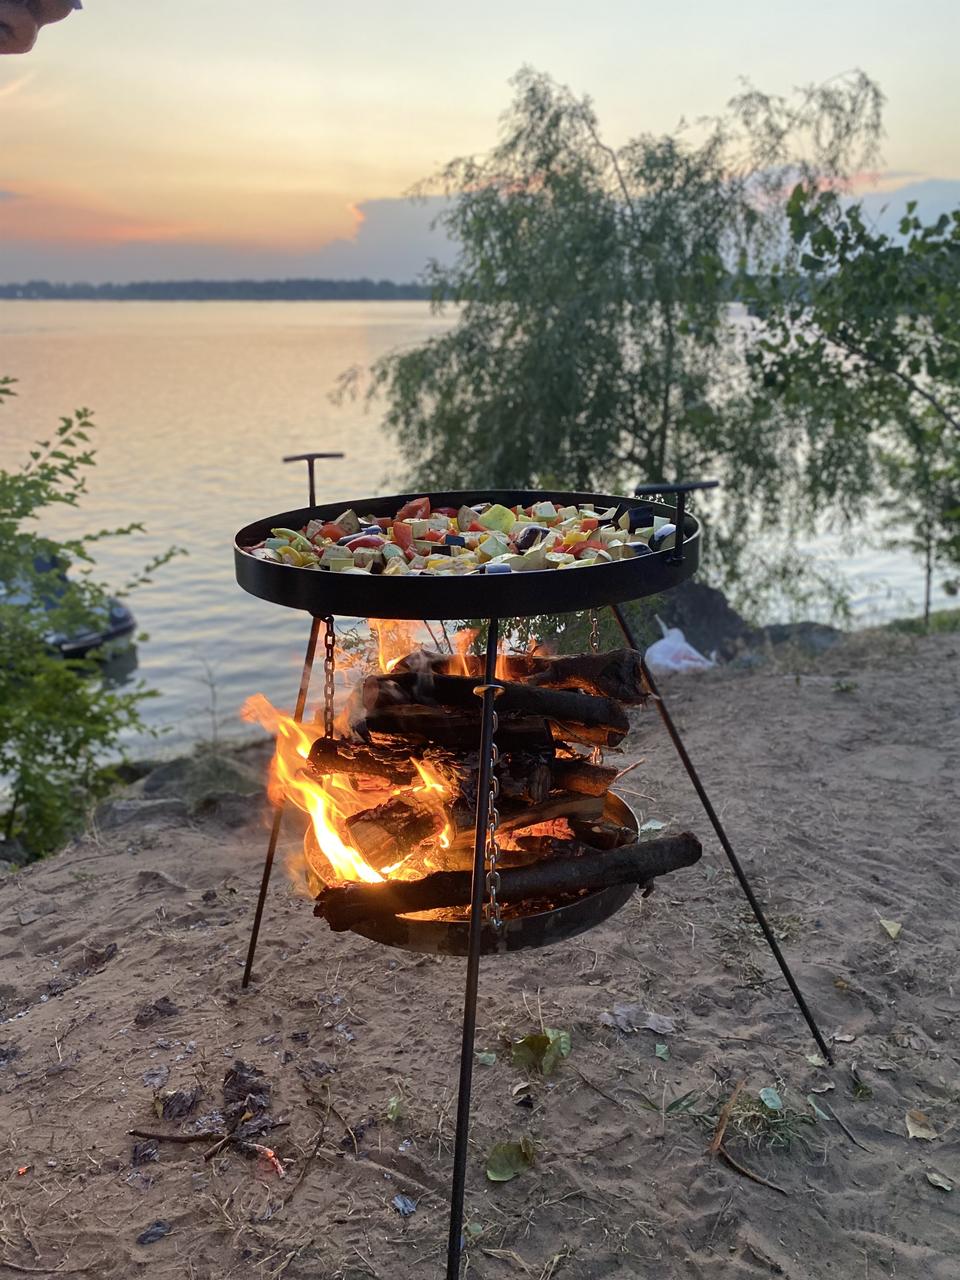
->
[244,627,701,943]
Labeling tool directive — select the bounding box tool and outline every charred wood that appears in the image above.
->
[447,792,605,852]
[362,708,557,752]
[361,684,628,750]
[314,833,702,930]
[551,757,619,796]
[344,798,442,871]
[395,647,647,703]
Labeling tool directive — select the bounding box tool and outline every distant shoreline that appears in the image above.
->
[0,279,433,302]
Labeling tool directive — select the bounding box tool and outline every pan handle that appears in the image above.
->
[283,452,345,508]
[632,478,718,566]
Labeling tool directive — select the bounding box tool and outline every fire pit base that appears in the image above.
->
[341,793,639,956]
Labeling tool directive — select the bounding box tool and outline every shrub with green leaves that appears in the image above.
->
[0,377,181,857]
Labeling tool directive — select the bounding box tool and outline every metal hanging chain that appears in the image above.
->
[322,615,336,740]
[485,714,503,932]
[589,609,603,766]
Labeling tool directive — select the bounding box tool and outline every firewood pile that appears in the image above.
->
[307,647,649,876]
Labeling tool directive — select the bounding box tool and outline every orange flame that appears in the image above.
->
[411,758,453,849]
[242,693,385,887]
[371,619,423,673]
[242,684,459,893]
[452,627,479,675]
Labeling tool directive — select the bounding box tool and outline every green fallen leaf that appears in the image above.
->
[806,1095,831,1122]
[805,1053,826,1068]
[655,1042,670,1061]
[485,1137,535,1182]
[879,918,902,940]
[926,1172,952,1192]
[386,1095,404,1122]
[759,1087,783,1112]
[465,1221,484,1239]
[510,1027,571,1077]
[475,1051,497,1066]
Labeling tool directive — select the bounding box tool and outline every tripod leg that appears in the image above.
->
[610,604,834,1065]
[446,620,501,1279]
[241,615,323,990]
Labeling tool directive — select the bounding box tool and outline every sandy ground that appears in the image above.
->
[1,629,959,1280]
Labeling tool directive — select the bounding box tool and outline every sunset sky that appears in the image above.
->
[1,0,958,282]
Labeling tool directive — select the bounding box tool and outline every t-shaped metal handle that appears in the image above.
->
[632,478,718,565]
[283,452,345,508]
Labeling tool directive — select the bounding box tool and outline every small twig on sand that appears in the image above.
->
[202,1134,233,1163]
[824,1102,872,1152]
[707,1079,745,1154]
[573,1066,625,1109]
[706,1078,788,1195]
[717,1146,788,1196]
[0,1263,103,1275]
[329,1102,359,1155]
[129,1129,221,1144]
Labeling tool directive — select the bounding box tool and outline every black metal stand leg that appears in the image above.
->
[446,620,501,1279]
[242,615,323,990]
[610,604,835,1065]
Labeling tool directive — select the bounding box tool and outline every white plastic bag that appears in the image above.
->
[645,617,715,676]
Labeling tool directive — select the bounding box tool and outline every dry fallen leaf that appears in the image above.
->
[879,918,902,940]
[926,1172,952,1192]
[905,1109,937,1141]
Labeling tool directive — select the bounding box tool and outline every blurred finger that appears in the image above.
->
[0,3,39,53]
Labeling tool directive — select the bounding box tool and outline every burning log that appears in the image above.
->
[306,735,615,805]
[342,791,605,871]
[345,798,442,871]
[396,648,647,704]
[313,832,702,931]
[361,676,629,750]
[447,792,605,853]
[307,739,555,806]
[364,708,559,751]
[551,757,619,796]
[307,738,417,786]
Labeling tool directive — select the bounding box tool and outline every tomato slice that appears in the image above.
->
[433,506,458,517]
[573,539,605,559]
[467,520,487,532]
[580,517,599,532]
[420,529,444,543]
[314,522,346,541]
[396,496,431,521]
[393,520,413,550]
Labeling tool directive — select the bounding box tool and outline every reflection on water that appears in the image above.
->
[100,639,140,689]
[0,300,452,752]
[0,300,947,754]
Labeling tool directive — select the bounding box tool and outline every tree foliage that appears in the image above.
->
[340,68,885,611]
[749,189,960,620]
[0,378,181,856]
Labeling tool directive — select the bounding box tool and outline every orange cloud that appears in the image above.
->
[0,185,204,245]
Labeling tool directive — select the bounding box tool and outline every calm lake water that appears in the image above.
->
[0,300,943,753]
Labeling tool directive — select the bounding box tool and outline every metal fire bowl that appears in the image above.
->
[235,490,700,621]
[344,792,640,957]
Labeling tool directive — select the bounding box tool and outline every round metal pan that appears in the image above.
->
[343,792,641,956]
[235,490,700,620]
